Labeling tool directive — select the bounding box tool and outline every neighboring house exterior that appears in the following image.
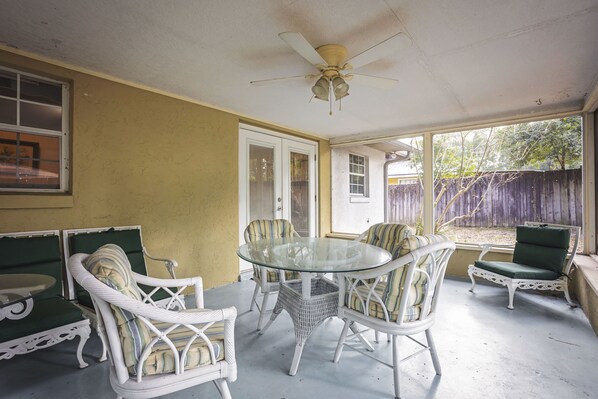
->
[331,144,386,234]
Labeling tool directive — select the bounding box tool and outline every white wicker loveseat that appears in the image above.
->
[0,230,90,368]
[68,244,237,399]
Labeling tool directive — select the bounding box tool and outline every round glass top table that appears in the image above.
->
[237,237,391,375]
[0,274,56,321]
[237,237,392,274]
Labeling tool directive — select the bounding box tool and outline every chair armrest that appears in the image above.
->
[133,272,204,309]
[476,243,515,261]
[143,247,178,278]
[353,230,368,243]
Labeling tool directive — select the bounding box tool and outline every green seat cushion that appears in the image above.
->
[513,226,570,273]
[474,260,560,280]
[0,297,85,343]
[0,235,63,299]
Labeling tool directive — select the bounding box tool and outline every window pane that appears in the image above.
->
[249,144,275,221]
[19,132,60,162]
[290,151,309,236]
[0,71,17,98]
[0,98,17,125]
[0,131,61,190]
[20,102,62,131]
[387,137,424,233]
[0,131,19,164]
[431,117,583,251]
[16,159,60,189]
[20,77,62,106]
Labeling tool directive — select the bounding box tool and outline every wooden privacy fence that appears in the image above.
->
[388,169,582,228]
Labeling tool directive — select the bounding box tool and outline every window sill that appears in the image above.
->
[349,196,370,203]
[0,194,73,209]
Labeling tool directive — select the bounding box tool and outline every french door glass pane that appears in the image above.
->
[290,151,309,236]
[249,144,275,221]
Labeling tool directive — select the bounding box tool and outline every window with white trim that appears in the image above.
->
[0,66,69,192]
[349,153,368,196]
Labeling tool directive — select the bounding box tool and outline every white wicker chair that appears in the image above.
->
[244,219,301,331]
[63,226,182,362]
[68,245,237,399]
[334,236,455,399]
[468,222,581,309]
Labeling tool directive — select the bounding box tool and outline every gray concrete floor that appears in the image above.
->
[1,278,596,399]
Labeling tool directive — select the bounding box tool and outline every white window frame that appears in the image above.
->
[0,65,70,193]
[349,153,368,197]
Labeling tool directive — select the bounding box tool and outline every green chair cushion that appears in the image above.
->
[0,235,61,268]
[0,297,85,343]
[512,226,570,273]
[515,225,570,249]
[69,228,146,274]
[474,260,560,280]
[0,235,63,299]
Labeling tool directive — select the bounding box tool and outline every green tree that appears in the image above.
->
[497,117,582,171]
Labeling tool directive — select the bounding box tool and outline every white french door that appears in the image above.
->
[239,125,317,273]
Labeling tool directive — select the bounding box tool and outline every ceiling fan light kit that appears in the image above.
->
[312,76,330,101]
[251,31,411,114]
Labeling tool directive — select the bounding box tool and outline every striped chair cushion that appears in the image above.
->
[84,244,151,369]
[133,316,225,376]
[347,282,422,322]
[245,219,297,241]
[245,219,301,282]
[364,223,414,259]
[382,234,449,318]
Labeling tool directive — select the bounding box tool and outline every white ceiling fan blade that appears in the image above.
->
[279,32,327,66]
[250,74,316,86]
[345,32,411,69]
[347,73,399,89]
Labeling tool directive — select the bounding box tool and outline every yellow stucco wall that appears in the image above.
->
[0,49,331,288]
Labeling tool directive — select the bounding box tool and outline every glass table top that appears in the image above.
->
[0,274,56,308]
[237,237,391,273]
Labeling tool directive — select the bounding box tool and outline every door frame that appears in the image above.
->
[238,124,319,274]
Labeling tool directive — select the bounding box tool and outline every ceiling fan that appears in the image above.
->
[250,32,412,114]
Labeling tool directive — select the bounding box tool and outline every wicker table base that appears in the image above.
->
[260,277,339,375]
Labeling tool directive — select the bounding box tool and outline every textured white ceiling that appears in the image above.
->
[1,0,597,141]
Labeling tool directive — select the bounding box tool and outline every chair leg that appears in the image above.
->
[468,269,476,293]
[563,284,577,308]
[76,326,90,368]
[333,319,351,363]
[213,379,232,399]
[249,283,260,312]
[98,331,108,362]
[425,329,442,375]
[392,334,401,399]
[506,282,517,310]
[257,292,270,331]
